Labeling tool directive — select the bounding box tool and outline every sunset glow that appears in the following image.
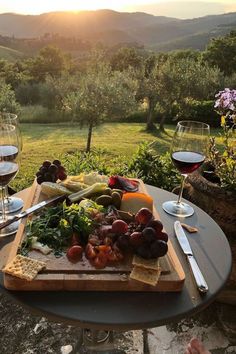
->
[0,0,155,15]
[0,0,235,17]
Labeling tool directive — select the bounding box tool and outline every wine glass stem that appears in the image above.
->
[177,175,187,205]
[0,187,6,221]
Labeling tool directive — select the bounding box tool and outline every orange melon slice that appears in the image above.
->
[120,192,153,214]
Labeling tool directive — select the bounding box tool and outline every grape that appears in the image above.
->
[49,164,58,174]
[36,159,67,184]
[129,231,143,248]
[36,176,44,184]
[44,172,53,182]
[157,232,168,242]
[42,160,51,168]
[150,240,168,258]
[146,219,163,234]
[142,227,157,244]
[117,234,130,250]
[135,208,153,225]
[136,245,152,259]
[39,166,48,174]
[57,171,67,181]
[112,220,128,234]
[53,159,61,166]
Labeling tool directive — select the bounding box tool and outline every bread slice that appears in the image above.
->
[130,265,161,286]
[3,255,46,281]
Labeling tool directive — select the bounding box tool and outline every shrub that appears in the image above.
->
[64,143,180,192]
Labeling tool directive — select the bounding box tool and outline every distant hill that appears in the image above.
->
[0,10,235,52]
[0,45,24,60]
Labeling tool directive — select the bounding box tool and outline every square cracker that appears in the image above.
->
[132,255,160,270]
[130,265,161,286]
[3,255,46,281]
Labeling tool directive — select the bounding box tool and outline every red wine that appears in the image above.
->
[0,145,18,161]
[0,161,18,186]
[172,151,205,174]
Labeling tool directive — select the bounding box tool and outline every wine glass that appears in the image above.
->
[162,121,210,217]
[0,121,21,237]
[0,112,24,213]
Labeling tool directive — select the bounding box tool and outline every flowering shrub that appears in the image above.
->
[208,88,236,191]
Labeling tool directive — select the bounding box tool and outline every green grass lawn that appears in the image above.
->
[13,122,222,190]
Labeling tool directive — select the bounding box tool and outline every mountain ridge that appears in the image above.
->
[0,10,235,51]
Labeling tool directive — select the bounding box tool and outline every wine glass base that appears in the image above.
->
[0,196,24,214]
[162,200,194,217]
[0,219,19,237]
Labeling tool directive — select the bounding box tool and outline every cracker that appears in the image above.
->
[3,255,46,281]
[130,266,161,286]
[132,255,160,270]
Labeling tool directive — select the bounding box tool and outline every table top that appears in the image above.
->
[0,185,232,331]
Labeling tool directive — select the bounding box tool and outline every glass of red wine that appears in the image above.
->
[0,112,24,213]
[162,121,210,217]
[0,121,21,236]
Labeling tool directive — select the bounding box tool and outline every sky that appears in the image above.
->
[0,0,236,18]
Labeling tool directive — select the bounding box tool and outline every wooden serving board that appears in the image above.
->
[4,180,185,292]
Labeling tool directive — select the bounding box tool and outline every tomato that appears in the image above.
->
[66,245,83,263]
[93,252,108,269]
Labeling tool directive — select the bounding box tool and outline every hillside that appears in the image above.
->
[0,45,24,60]
[0,10,235,51]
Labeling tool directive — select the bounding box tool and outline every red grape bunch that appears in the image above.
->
[113,208,168,260]
[36,159,67,184]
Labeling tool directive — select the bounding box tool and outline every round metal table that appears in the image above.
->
[0,185,232,331]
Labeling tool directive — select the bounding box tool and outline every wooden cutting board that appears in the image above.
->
[3,180,185,292]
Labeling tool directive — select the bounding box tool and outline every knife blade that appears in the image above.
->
[174,220,208,293]
[0,194,66,231]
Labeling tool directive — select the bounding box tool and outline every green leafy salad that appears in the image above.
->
[20,200,104,257]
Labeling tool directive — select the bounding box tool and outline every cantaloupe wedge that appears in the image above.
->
[120,192,153,214]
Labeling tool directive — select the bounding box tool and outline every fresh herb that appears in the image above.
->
[20,201,95,256]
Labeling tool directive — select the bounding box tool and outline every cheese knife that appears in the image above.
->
[0,194,66,231]
[174,220,208,293]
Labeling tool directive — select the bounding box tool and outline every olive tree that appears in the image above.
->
[157,57,224,130]
[63,64,138,152]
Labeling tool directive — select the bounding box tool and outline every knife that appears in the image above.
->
[174,221,208,293]
[0,194,66,231]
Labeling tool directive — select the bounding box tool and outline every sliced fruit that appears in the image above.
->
[120,192,153,214]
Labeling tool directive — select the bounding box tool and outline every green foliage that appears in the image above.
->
[127,142,180,191]
[20,105,70,123]
[15,82,41,105]
[63,61,138,151]
[29,45,68,82]
[172,99,219,127]
[204,30,236,76]
[110,47,143,71]
[63,143,180,192]
[0,79,20,113]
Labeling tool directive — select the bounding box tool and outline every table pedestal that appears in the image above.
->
[76,329,126,353]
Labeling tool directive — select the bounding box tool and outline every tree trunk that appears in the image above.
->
[146,98,156,131]
[86,123,93,153]
[159,115,166,132]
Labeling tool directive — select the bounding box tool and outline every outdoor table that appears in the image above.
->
[0,185,232,335]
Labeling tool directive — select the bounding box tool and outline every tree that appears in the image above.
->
[63,63,138,152]
[135,54,167,131]
[29,46,68,82]
[157,57,223,130]
[204,31,236,76]
[0,79,20,113]
[110,47,143,72]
